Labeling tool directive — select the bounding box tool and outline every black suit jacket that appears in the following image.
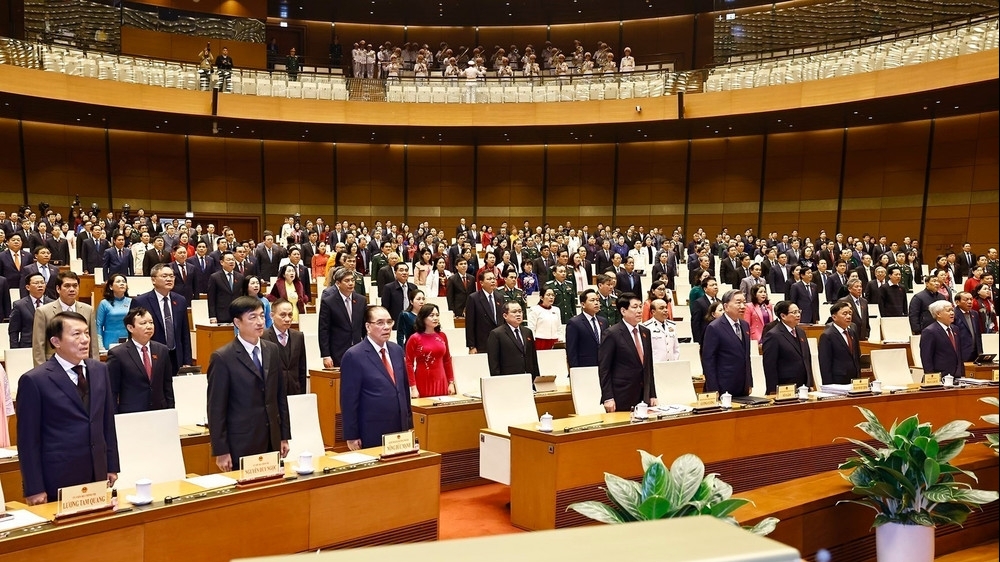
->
[107,339,175,413]
[130,290,192,374]
[170,261,198,303]
[838,295,871,340]
[46,237,71,266]
[381,281,418,323]
[254,245,286,280]
[818,324,861,384]
[207,270,245,323]
[616,270,643,297]
[261,327,308,395]
[766,264,792,294]
[446,273,473,316]
[207,338,291,461]
[103,246,134,277]
[19,263,59,300]
[879,283,908,317]
[919,322,965,377]
[953,309,982,362]
[690,295,712,344]
[0,249,33,290]
[464,290,501,352]
[595,251,614,277]
[761,324,813,392]
[142,247,170,276]
[702,316,752,397]
[187,255,217,294]
[597,322,655,410]
[788,281,820,324]
[566,313,608,368]
[79,238,107,274]
[957,252,978,278]
[487,324,541,377]
[318,289,366,366]
[8,295,51,348]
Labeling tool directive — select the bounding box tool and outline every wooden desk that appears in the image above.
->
[965,362,999,380]
[506,386,998,531]
[194,323,235,367]
[309,368,343,450]
[411,389,575,490]
[0,427,214,504]
[801,324,826,340]
[0,449,441,561]
[737,447,998,561]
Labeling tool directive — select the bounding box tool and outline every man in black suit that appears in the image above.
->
[598,293,656,412]
[207,296,291,471]
[26,221,50,254]
[19,246,59,300]
[142,236,170,276]
[719,246,741,288]
[254,232,286,280]
[169,245,198,303]
[594,240,615,276]
[702,290,752,397]
[788,268,820,324]
[131,263,193,376]
[464,269,501,354]
[761,300,813,393]
[838,279,871,341]
[865,266,888,306]
[918,301,964,378]
[566,289,608,369]
[616,256,643,298]
[262,298,308,395]
[854,255,877,288]
[909,275,945,334]
[953,291,982,362]
[690,277,719,345]
[0,233,33,291]
[318,267,366,368]
[879,267,908,317]
[107,307,174,414]
[46,227,71,267]
[207,251,244,324]
[825,260,850,303]
[381,262,417,322]
[818,302,862,384]
[486,301,540,378]
[956,243,978,279]
[187,241,216,295]
[79,226,108,274]
[766,253,793,295]
[103,233,133,279]
[233,245,256,277]
[446,257,474,317]
[376,253,401,295]
[9,272,51,348]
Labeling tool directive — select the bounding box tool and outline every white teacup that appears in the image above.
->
[634,401,648,419]
[298,451,314,473]
[797,385,809,399]
[539,412,554,432]
[720,392,732,409]
[943,374,954,386]
[134,478,153,503]
[870,380,883,394]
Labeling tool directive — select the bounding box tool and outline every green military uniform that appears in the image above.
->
[597,292,620,325]
[544,280,576,324]
[370,252,388,282]
[497,285,527,326]
[353,271,367,297]
[522,247,539,262]
[899,265,913,292]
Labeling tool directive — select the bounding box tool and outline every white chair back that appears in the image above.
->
[867,317,881,343]
[191,299,210,326]
[870,349,913,386]
[126,276,153,296]
[652,361,697,405]
[173,374,208,426]
[677,343,702,378]
[537,348,568,386]
[451,354,490,397]
[673,320,693,342]
[750,339,760,356]
[297,313,318,335]
[5,348,33,397]
[481,374,538,435]
[0,323,9,362]
[750,355,767,396]
[808,338,822,389]
[880,317,911,343]
[981,333,999,355]
[286,394,326,463]
[569,366,603,415]
[113,409,185,491]
[443,329,467,355]
[304,333,323,371]
[910,335,923,369]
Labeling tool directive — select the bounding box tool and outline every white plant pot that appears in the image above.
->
[875,522,934,562]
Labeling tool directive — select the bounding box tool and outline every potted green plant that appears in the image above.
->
[838,406,999,562]
[567,450,778,536]
[981,396,998,454]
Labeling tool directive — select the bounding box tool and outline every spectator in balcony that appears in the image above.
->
[198,43,213,91]
[602,51,617,81]
[215,47,233,93]
[524,53,540,85]
[286,48,300,81]
[580,52,594,81]
[555,53,570,83]
[329,35,342,68]
[620,47,635,74]
[365,44,377,79]
[414,53,429,85]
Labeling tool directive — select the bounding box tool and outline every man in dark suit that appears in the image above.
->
[446,257,474,318]
[319,267,367,368]
[719,246,741,288]
[957,243,978,279]
[207,296,291,471]
[879,267,908,317]
[464,269,502,354]
[690,277,719,345]
[254,232,286,280]
[818,302,862,384]
[103,233,133,279]
[865,266,888,305]
[761,300,813,393]
[702,290,752,397]
[380,262,417,322]
[19,246,59,300]
[594,240,615,276]
[825,261,850,303]
[46,228,71,267]
[107,307,174,414]
[207,252,244,324]
[919,301,965,378]
[839,279,871,341]
[376,253,401,295]
[854,255,877,288]
[142,236,170,276]
[233,245,256,277]
[261,298,308,395]
[339,305,412,450]
[598,293,656,412]
[187,242,216,296]
[688,255,711,287]
[909,276,945,335]
[616,256,643,299]
[26,221,49,254]
[766,253,792,295]
[131,263,193,376]
[79,226,108,274]
[788,269,820,324]
[16,311,120,504]
[169,245,198,303]
[487,301,541,378]
[953,291,982,362]
[566,290,608,369]
[9,272,51,348]
[0,233,34,291]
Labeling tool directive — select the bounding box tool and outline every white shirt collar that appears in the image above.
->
[236,334,261,357]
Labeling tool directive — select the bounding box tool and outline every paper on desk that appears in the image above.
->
[649,404,694,415]
[809,391,840,400]
[958,378,991,385]
[820,384,853,395]
[0,509,48,532]
[0,448,17,459]
[428,395,466,403]
[330,452,377,465]
[184,474,237,490]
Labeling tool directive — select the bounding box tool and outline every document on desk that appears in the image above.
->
[184,474,238,490]
[819,384,853,395]
[0,448,17,459]
[330,452,378,465]
[428,395,467,403]
[0,509,48,532]
[649,404,693,415]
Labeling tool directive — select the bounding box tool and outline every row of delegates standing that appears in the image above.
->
[8,271,53,350]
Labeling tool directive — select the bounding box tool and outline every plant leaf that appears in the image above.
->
[710,498,749,518]
[936,438,966,463]
[894,415,920,439]
[856,407,892,445]
[747,517,779,536]
[952,489,1000,505]
[979,396,999,407]
[933,419,973,442]
[670,453,706,505]
[641,458,668,501]
[637,496,673,520]
[638,449,663,473]
[924,485,956,503]
[981,414,999,425]
[923,457,941,486]
[567,501,625,524]
[604,473,644,521]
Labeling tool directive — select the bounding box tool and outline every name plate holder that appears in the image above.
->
[379,430,420,461]
[53,481,114,523]
[236,451,284,489]
[920,372,946,391]
[692,392,721,414]
[992,370,999,385]
[772,384,798,404]
[847,378,872,396]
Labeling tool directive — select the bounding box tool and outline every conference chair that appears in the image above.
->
[536,348,569,388]
[173,374,208,426]
[113,409,186,491]
[480,374,538,485]
[4,348,33,397]
[126,276,153,296]
[870,348,916,387]
[677,342,703,378]
[304,333,323,373]
[808,338,822,390]
[569,367,603,416]
[443,328,468,355]
[191,299,210,326]
[451,354,489,397]
[910,335,923,370]
[867,317,881,344]
[981,333,999,356]
[673,320,693,343]
[297,312,318,336]
[0,323,8,362]
[880,317,911,344]
[750,355,767,397]
[285,394,326,464]
[652,361,697,405]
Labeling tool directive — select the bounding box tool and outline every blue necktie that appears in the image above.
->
[252,346,263,379]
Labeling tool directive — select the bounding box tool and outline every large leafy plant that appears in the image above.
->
[567,450,778,536]
[981,396,999,454]
[838,406,999,527]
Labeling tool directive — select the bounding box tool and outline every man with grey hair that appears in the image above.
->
[952,291,982,362]
[919,300,964,378]
[702,289,752,397]
[319,267,367,368]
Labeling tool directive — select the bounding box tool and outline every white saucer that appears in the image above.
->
[126,495,153,506]
[295,467,315,475]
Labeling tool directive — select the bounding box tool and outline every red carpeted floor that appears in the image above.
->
[438,483,523,540]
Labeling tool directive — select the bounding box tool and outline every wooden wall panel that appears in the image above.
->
[129,0,266,18]
[687,136,762,236]
[405,26,476,54]
[549,22,621,54]
[617,140,687,230]
[22,122,107,209]
[547,144,614,227]
[109,130,187,214]
[0,119,24,208]
[407,145,475,224]
[476,145,543,228]
[336,144,404,225]
[121,27,266,69]
[761,129,842,240]
[621,16,695,67]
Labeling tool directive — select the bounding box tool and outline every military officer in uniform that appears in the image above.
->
[595,273,620,325]
[543,265,576,324]
[642,298,680,362]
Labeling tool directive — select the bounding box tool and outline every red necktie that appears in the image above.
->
[946,327,958,352]
[381,348,396,383]
[142,345,153,381]
[632,327,644,365]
